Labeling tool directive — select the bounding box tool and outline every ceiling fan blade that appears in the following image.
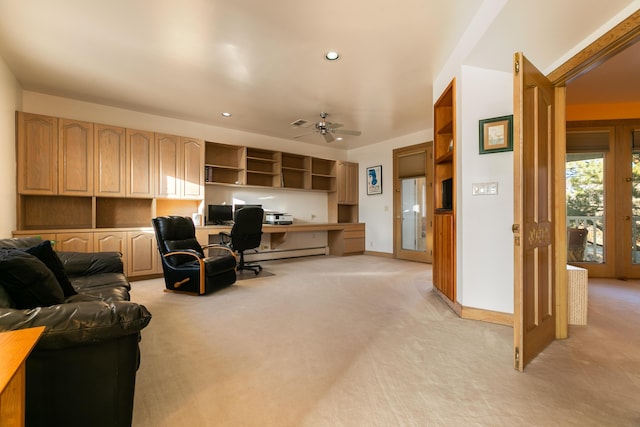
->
[323,132,335,143]
[333,129,362,136]
[326,122,343,130]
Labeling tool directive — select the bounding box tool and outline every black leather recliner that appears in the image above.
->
[0,237,152,427]
[152,216,237,295]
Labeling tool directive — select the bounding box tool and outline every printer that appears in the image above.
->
[265,212,293,225]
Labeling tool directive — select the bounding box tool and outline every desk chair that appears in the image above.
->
[219,207,264,275]
[152,216,237,295]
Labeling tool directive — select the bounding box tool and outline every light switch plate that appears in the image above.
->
[472,182,498,195]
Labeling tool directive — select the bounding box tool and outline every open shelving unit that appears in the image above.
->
[204,142,245,185]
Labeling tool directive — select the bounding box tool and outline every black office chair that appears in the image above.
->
[152,216,237,295]
[219,207,264,275]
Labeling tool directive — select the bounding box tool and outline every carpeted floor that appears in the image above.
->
[130,255,640,427]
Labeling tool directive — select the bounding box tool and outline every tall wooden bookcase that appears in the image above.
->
[432,79,456,302]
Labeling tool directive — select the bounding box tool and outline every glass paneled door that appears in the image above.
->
[401,177,427,252]
[393,142,432,263]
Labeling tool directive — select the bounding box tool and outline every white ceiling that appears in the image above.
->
[0,0,637,149]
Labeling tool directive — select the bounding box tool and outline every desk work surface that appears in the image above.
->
[197,223,365,256]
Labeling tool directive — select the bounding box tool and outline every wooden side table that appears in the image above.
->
[0,327,45,427]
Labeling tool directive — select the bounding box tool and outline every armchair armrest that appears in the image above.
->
[202,244,236,259]
[0,300,152,350]
[58,251,124,276]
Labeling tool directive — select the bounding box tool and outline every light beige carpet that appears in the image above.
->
[130,255,640,427]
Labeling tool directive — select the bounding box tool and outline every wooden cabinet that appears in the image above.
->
[127,230,159,276]
[182,137,205,199]
[155,133,181,198]
[126,129,155,197]
[328,223,365,256]
[433,212,454,300]
[337,161,358,204]
[95,124,126,197]
[311,158,336,191]
[55,232,94,252]
[58,119,94,196]
[156,133,204,199]
[432,79,456,302]
[17,112,58,195]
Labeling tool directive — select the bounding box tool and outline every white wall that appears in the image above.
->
[0,56,21,237]
[349,130,432,253]
[458,65,513,313]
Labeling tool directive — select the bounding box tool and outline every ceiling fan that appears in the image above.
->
[291,112,361,143]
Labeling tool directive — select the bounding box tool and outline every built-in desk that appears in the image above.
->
[196,222,365,257]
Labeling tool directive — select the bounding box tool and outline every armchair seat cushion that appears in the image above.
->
[204,253,238,275]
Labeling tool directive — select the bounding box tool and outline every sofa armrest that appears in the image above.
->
[0,300,151,350]
[58,251,124,276]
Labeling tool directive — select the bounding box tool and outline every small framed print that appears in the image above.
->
[366,165,382,195]
[479,115,513,154]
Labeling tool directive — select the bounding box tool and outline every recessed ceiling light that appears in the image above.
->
[325,51,340,61]
[221,112,232,117]
[336,137,343,141]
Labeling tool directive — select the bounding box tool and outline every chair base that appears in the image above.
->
[238,262,262,275]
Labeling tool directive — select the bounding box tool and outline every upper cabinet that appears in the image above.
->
[337,161,358,205]
[58,119,94,196]
[17,113,58,195]
[95,124,126,197]
[126,129,155,198]
[155,133,204,199]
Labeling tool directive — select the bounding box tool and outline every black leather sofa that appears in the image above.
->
[0,237,152,427]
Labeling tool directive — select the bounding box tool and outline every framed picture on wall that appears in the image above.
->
[479,115,513,154]
[366,165,382,195]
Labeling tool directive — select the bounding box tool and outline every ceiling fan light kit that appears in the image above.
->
[292,112,361,143]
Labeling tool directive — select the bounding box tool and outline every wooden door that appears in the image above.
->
[58,119,94,196]
[17,112,58,195]
[393,143,433,264]
[94,124,126,196]
[513,52,556,371]
[155,133,181,198]
[126,129,155,197]
[182,137,204,199]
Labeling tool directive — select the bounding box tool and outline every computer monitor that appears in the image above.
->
[207,204,233,225]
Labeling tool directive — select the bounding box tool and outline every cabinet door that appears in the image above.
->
[17,112,58,195]
[126,129,155,197]
[127,230,159,276]
[338,161,358,205]
[95,231,127,273]
[59,119,94,196]
[95,125,126,197]
[182,137,204,199]
[433,213,454,300]
[155,133,181,198]
[55,233,94,252]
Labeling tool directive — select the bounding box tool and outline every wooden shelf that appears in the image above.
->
[432,78,456,303]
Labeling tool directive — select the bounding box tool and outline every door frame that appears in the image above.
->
[546,10,640,338]
[393,142,433,262]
